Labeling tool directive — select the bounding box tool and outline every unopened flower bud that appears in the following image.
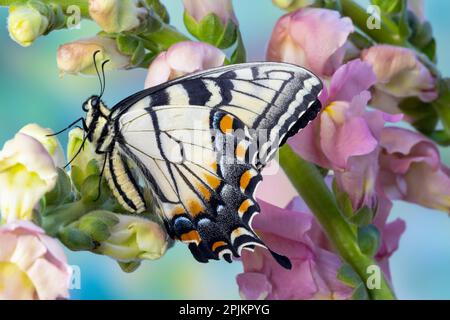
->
[57,36,131,75]
[88,0,147,33]
[7,3,49,47]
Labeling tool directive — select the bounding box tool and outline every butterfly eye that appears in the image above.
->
[91,96,100,107]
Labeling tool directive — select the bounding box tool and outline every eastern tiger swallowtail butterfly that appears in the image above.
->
[73,58,322,269]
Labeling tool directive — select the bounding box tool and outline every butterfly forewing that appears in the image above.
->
[108,62,323,268]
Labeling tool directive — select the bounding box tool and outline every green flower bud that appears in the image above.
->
[66,128,99,191]
[357,225,381,257]
[8,3,49,47]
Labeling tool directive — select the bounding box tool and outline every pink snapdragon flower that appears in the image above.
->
[237,198,353,300]
[378,127,450,212]
[237,196,405,299]
[267,8,354,77]
[144,41,225,88]
[0,221,72,300]
[289,59,403,209]
[361,45,438,114]
[290,59,383,171]
[374,196,406,280]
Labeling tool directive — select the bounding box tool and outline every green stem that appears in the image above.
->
[140,24,190,52]
[339,0,406,46]
[41,199,95,237]
[279,146,395,300]
[0,0,90,17]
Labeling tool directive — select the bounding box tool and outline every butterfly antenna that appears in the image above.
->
[63,130,90,169]
[46,117,84,137]
[93,50,104,96]
[99,59,110,98]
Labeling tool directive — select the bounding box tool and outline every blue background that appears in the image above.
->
[1,0,450,299]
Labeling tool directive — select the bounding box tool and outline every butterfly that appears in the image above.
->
[70,56,323,269]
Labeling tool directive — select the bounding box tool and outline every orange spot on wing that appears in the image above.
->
[204,173,221,190]
[235,142,247,160]
[212,241,228,252]
[238,199,253,217]
[210,161,218,172]
[171,206,185,216]
[240,170,253,191]
[188,199,204,216]
[180,230,201,244]
[220,114,234,133]
[197,183,211,201]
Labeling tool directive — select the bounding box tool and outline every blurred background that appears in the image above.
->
[1,0,450,299]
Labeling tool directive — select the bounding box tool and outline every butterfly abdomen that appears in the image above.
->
[104,148,146,213]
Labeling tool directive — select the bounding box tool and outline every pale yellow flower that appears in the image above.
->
[0,133,57,223]
[19,124,65,168]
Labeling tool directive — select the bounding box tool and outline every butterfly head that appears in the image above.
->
[82,95,111,131]
[82,94,101,112]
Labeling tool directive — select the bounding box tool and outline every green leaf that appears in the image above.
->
[145,0,170,23]
[130,40,146,66]
[137,52,157,68]
[215,19,237,49]
[59,226,95,251]
[357,225,381,257]
[352,283,370,300]
[82,210,119,227]
[429,130,450,146]
[118,261,141,273]
[349,206,374,227]
[348,31,375,50]
[422,38,436,62]
[433,78,450,138]
[198,13,225,46]
[45,168,72,207]
[332,179,354,219]
[230,30,246,64]
[183,10,199,38]
[79,217,111,242]
[323,0,341,10]
[410,20,433,49]
[80,175,103,203]
[116,34,140,56]
[77,210,119,242]
[399,97,438,135]
[397,12,411,40]
[337,264,362,288]
[371,0,403,15]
